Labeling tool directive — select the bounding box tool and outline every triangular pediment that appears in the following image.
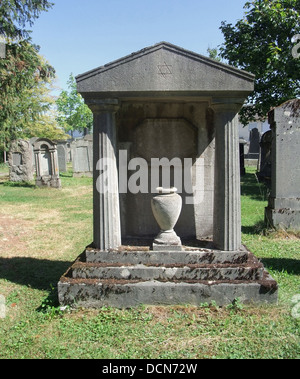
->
[76,42,254,97]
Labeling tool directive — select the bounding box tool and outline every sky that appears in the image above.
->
[30,0,248,95]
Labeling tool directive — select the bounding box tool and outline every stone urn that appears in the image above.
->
[151,187,182,249]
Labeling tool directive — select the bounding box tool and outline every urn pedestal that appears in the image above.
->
[151,187,182,250]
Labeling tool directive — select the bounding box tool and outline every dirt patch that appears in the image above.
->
[0,214,33,256]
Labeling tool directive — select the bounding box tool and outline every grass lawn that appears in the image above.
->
[0,164,299,359]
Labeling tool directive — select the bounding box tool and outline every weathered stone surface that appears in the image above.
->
[33,138,61,188]
[151,188,182,248]
[58,245,278,308]
[247,128,260,159]
[85,246,250,264]
[90,101,121,251]
[8,140,34,182]
[58,275,278,309]
[71,135,93,177]
[57,143,67,173]
[71,263,264,281]
[257,130,272,183]
[212,103,242,251]
[76,42,254,97]
[265,99,300,230]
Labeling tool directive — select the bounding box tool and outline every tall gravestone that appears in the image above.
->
[8,140,34,182]
[71,135,93,177]
[257,130,272,184]
[248,127,260,159]
[265,99,300,230]
[56,143,68,173]
[33,138,61,188]
[58,42,277,308]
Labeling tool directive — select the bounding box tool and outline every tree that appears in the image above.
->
[207,47,222,62]
[56,74,93,136]
[0,41,56,150]
[0,0,56,153]
[219,0,300,125]
[18,57,69,141]
[0,0,53,40]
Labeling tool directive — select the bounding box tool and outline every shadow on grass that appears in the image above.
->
[0,257,70,291]
[241,171,269,202]
[59,171,73,178]
[0,181,36,189]
[261,258,300,276]
[242,220,266,235]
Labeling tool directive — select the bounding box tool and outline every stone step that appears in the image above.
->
[71,262,264,281]
[58,246,278,308]
[58,271,278,308]
[84,246,250,265]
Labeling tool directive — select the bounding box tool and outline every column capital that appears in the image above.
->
[86,98,120,114]
[210,100,244,114]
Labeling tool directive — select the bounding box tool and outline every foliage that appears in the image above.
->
[0,42,59,149]
[17,58,68,141]
[0,0,53,40]
[219,0,300,125]
[0,0,59,150]
[207,47,222,62]
[56,74,93,135]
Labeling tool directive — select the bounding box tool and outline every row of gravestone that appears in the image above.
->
[239,129,271,179]
[8,135,93,187]
[241,99,300,230]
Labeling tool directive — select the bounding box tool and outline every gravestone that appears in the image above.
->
[247,127,260,159]
[8,140,34,182]
[265,99,300,230]
[33,138,61,188]
[57,143,67,173]
[257,130,272,185]
[71,135,93,177]
[29,137,39,171]
[58,42,277,307]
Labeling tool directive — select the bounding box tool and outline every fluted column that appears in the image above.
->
[211,102,242,251]
[88,99,121,251]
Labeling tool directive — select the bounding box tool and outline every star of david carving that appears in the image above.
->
[157,62,172,77]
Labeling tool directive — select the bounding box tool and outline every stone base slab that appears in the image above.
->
[58,245,278,308]
[58,275,278,308]
[265,206,300,230]
[71,262,264,281]
[85,246,250,264]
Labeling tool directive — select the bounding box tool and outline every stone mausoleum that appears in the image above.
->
[58,42,278,307]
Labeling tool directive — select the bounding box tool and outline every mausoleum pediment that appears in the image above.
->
[76,42,254,98]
